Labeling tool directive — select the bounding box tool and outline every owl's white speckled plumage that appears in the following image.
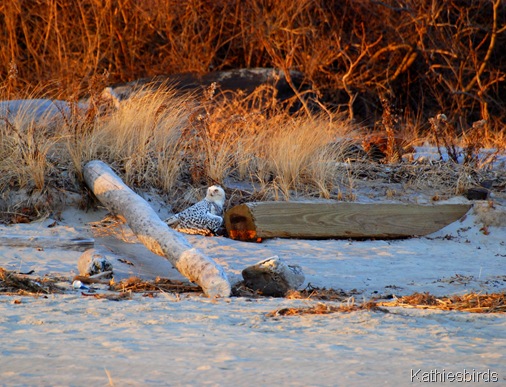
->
[165,185,226,235]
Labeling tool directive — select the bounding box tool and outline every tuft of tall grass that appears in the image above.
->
[63,87,192,193]
[183,86,359,200]
[0,108,61,192]
[249,115,355,200]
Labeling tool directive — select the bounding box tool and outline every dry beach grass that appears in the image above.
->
[1,84,505,224]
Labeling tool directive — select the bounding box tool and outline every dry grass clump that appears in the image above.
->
[258,116,356,200]
[2,84,364,218]
[0,108,61,192]
[1,75,504,222]
[1,80,504,223]
[63,86,192,192]
[0,86,197,219]
[164,84,360,201]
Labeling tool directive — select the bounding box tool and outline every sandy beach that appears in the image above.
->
[1,196,505,386]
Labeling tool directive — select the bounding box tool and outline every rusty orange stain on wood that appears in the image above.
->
[228,229,260,242]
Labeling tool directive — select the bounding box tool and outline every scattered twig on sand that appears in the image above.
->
[285,284,361,301]
[104,368,115,387]
[81,291,132,301]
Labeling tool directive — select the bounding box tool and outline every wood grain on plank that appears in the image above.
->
[225,202,471,241]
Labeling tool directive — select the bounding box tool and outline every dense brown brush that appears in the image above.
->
[361,134,413,163]
[429,114,460,163]
[1,0,505,133]
[1,1,505,223]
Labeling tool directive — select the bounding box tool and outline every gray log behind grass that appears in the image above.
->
[83,160,231,297]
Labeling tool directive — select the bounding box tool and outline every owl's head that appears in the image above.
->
[205,185,226,207]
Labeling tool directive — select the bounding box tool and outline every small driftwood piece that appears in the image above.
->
[78,248,114,277]
[83,160,230,297]
[225,201,472,242]
[0,235,94,251]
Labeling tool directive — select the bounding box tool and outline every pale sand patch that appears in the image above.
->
[0,202,505,385]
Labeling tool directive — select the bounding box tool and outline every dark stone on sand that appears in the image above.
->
[242,256,305,297]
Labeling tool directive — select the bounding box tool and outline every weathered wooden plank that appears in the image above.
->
[0,235,94,251]
[225,202,471,241]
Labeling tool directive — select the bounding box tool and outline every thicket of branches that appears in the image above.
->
[1,0,505,132]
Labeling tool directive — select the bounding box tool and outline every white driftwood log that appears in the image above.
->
[83,160,231,297]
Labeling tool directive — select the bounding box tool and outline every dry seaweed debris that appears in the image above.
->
[267,291,506,317]
[285,285,360,301]
[0,267,65,296]
[110,276,202,295]
[378,292,506,313]
[267,301,384,317]
[81,291,133,302]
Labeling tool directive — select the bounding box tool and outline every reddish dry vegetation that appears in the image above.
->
[1,0,505,133]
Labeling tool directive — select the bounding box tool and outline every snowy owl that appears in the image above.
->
[165,185,226,235]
